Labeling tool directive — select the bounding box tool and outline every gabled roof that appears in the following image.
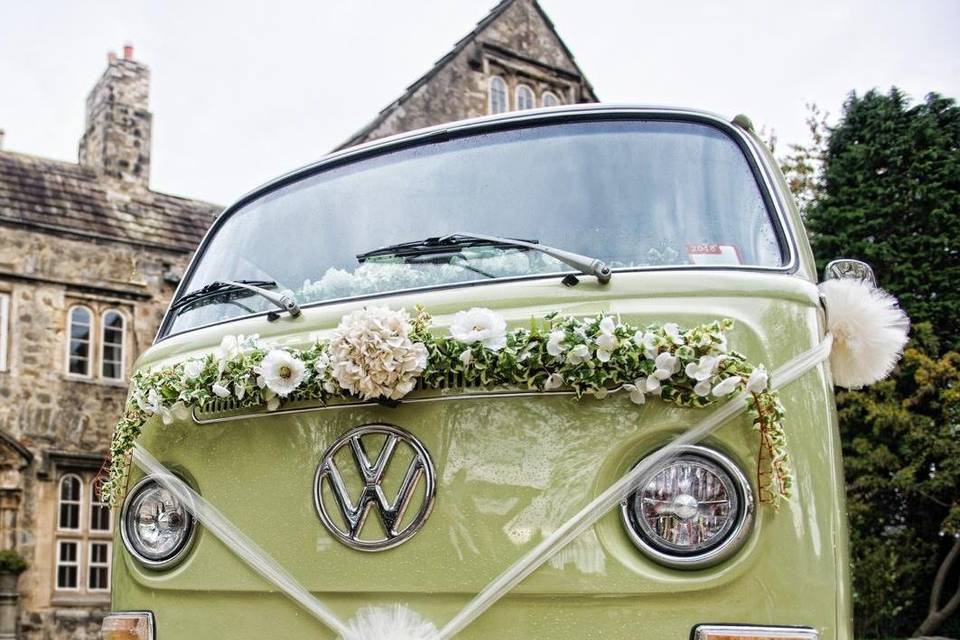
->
[0,150,220,252]
[337,0,597,150]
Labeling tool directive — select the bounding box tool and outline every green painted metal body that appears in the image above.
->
[110,118,853,639]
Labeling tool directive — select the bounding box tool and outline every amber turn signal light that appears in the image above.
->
[102,612,155,640]
[694,625,819,640]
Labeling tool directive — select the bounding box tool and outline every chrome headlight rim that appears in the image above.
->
[620,444,755,570]
[120,475,197,570]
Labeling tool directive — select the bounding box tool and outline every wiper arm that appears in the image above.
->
[442,232,612,284]
[171,279,301,321]
[357,233,612,284]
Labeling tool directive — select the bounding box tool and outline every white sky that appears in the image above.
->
[1,0,957,206]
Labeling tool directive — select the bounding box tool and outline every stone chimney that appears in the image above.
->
[78,44,151,188]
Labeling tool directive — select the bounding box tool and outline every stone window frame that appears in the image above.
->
[86,539,112,592]
[54,538,82,592]
[52,468,113,605]
[0,292,9,372]
[515,83,535,111]
[488,75,508,115]
[65,304,94,378]
[541,91,560,108]
[57,474,83,533]
[100,308,127,381]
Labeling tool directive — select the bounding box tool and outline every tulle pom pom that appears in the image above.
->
[340,605,438,640]
[819,278,910,389]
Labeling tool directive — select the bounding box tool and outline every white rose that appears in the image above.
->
[544,373,564,390]
[546,330,567,357]
[182,359,204,380]
[566,344,591,365]
[746,366,769,393]
[712,375,743,397]
[449,307,508,351]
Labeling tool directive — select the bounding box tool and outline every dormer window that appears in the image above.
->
[542,91,559,107]
[516,84,535,110]
[488,76,507,114]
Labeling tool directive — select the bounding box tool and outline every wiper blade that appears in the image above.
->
[357,232,612,284]
[171,280,301,321]
[357,235,539,262]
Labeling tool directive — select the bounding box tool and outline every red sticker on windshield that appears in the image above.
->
[686,244,743,265]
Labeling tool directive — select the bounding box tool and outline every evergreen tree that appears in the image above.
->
[806,89,960,349]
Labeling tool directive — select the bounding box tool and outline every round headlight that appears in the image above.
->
[620,445,754,569]
[120,476,196,568]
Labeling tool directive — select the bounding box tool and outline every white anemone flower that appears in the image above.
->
[449,307,508,351]
[746,366,769,393]
[685,355,719,381]
[712,375,743,397]
[546,330,567,357]
[566,344,591,365]
[256,350,307,398]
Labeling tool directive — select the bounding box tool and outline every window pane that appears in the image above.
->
[57,565,78,589]
[59,541,77,562]
[89,566,108,590]
[91,505,110,531]
[60,477,80,501]
[102,359,121,380]
[70,307,91,325]
[59,504,79,529]
[104,311,123,329]
[68,356,89,375]
[489,77,507,114]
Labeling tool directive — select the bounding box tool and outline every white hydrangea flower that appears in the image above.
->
[685,355,719,381]
[182,359,204,380]
[566,343,591,365]
[746,366,768,393]
[255,349,307,398]
[712,375,743,397]
[328,307,428,400]
[450,307,508,351]
[544,373,564,390]
[546,330,567,357]
[652,351,680,380]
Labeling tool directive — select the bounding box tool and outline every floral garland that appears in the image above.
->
[103,307,787,507]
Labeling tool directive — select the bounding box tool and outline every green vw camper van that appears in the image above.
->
[103,106,852,640]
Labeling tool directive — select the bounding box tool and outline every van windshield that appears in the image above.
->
[166,119,785,336]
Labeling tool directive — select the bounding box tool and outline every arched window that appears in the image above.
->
[67,306,93,376]
[542,91,559,107]
[488,76,507,114]
[101,310,125,380]
[515,84,535,111]
[90,478,110,532]
[58,474,83,531]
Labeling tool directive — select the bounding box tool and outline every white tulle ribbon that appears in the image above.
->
[131,336,833,640]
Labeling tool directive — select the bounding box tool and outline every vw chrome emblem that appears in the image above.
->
[314,424,436,552]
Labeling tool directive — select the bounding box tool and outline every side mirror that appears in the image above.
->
[823,259,876,287]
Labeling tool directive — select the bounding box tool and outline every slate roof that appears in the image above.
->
[0,149,220,252]
[337,0,597,150]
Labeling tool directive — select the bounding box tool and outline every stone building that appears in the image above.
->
[0,46,219,638]
[0,1,593,637]
[337,0,597,149]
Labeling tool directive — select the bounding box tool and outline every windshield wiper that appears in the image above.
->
[357,232,612,284]
[171,280,301,321]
